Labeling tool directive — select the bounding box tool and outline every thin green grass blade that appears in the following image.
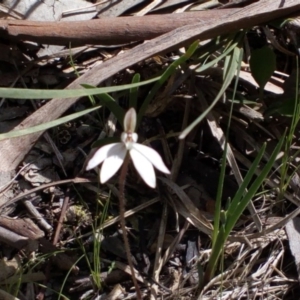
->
[194,33,239,64]
[129,73,140,109]
[137,40,199,125]
[212,47,243,247]
[212,140,226,245]
[58,254,84,300]
[225,134,285,233]
[205,134,284,283]
[277,59,299,197]
[227,143,266,210]
[0,77,159,99]
[0,106,100,140]
[180,39,244,139]
[196,40,239,73]
[69,52,98,107]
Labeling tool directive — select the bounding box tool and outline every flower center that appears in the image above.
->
[121,132,138,150]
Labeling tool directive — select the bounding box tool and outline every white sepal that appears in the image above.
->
[123,107,136,133]
[100,145,127,183]
[132,143,170,174]
[130,147,156,188]
[86,143,121,170]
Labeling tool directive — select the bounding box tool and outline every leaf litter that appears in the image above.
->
[0,0,300,299]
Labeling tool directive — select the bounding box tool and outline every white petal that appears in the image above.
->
[131,143,170,174]
[86,143,122,170]
[123,108,137,132]
[130,148,156,188]
[131,133,138,143]
[100,146,127,183]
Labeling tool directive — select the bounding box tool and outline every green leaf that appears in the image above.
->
[0,77,159,99]
[265,98,296,117]
[137,40,200,125]
[0,106,101,141]
[92,136,120,148]
[180,41,244,139]
[82,84,125,125]
[129,73,140,109]
[269,18,292,29]
[250,46,276,90]
[205,133,285,282]
[94,93,124,125]
[196,38,239,73]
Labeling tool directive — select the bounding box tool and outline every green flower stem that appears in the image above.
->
[119,154,142,300]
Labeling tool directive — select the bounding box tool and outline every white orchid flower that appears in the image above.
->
[86,108,170,188]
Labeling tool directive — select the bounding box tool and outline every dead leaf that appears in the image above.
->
[0,256,20,282]
[285,217,300,282]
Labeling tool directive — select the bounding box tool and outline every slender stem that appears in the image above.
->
[119,154,142,299]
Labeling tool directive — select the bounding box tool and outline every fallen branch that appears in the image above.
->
[0,10,238,46]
